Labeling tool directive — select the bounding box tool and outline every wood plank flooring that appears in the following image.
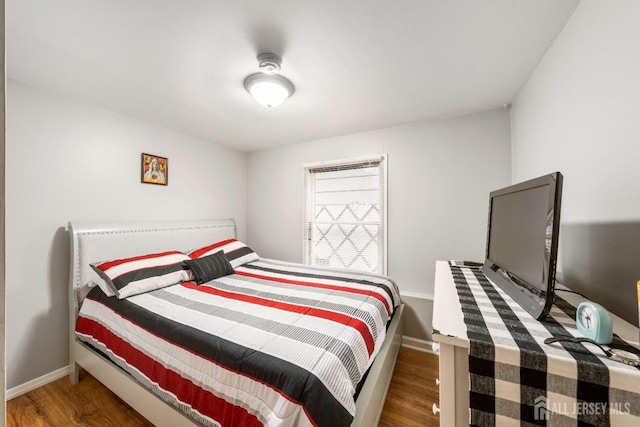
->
[7,348,440,427]
[379,348,440,427]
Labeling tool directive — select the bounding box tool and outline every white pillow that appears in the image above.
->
[187,239,259,269]
[91,250,193,299]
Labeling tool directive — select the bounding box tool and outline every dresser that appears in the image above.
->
[432,260,640,426]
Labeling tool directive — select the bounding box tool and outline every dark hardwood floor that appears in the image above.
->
[379,347,440,427]
[7,348,440,426]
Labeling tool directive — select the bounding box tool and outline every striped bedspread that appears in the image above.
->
[75,258,401,427]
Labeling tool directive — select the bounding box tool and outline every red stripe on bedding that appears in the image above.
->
[188,239,236,258]
[235,270,392,316]
[76,316,263,427]
[95,251,184,271]
[184,281,376,355]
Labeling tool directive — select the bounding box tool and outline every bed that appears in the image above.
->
[68,219,404,427]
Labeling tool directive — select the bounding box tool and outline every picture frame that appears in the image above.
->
[141,153,168,186]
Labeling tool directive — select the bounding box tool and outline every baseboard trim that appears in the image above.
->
[402,336,438,354]
[6,365,71,401]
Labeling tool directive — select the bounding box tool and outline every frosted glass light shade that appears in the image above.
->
[244,73,294,107]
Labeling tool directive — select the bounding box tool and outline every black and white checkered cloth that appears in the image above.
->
[445,262,640,427]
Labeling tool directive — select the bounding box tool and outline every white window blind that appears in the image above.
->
[303,155,387,274]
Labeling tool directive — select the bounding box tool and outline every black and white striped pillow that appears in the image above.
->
[91,250,193,299]
[183,250,235,284]
[187,239,259,268]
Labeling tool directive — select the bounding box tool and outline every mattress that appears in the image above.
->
[75,257,401,427]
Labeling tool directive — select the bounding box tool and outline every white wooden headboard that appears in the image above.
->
[67,219,237,320]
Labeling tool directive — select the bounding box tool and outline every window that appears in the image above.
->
[303,155,387,274]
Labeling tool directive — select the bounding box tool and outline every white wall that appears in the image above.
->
[6,80,248,389]
[247,108,511,341]
[511,0,640,325]
[1,0,7,412]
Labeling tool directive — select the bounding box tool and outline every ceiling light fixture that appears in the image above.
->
[244,53,294,108]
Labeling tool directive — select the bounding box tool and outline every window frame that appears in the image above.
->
[302,154,388,274]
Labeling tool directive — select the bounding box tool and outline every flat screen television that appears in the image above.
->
[482,172,563,320]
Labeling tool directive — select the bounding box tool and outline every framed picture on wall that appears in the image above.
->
[141,153,168,186]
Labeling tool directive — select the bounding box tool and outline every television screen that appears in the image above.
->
[482,172,563,320]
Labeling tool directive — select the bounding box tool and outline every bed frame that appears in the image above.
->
[68,219,404,426]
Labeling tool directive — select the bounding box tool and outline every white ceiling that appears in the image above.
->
[7,0,580,152]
